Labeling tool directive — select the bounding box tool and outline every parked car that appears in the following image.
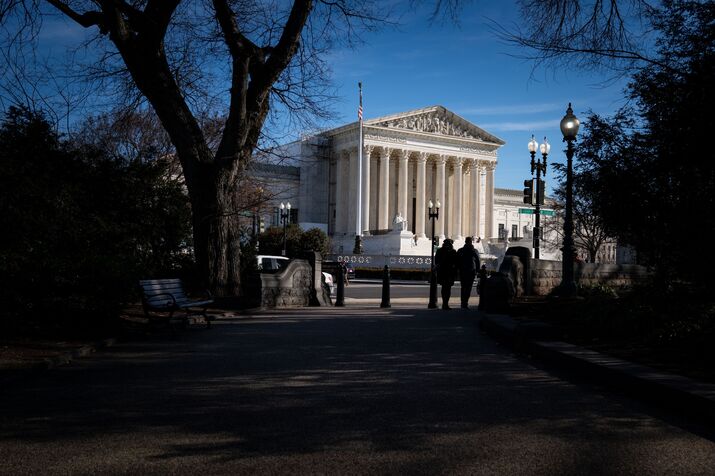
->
[257,255,335,295]
[256,255,289,272]
[322,272,335,296]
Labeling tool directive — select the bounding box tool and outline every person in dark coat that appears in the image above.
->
[457,236,481,309]
[434,238,457,310]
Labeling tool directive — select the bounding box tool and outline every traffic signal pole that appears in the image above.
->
[526,136,549,260]
[534,172,542,260]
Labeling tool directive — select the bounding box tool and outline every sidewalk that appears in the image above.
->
[0,337,119,371]
[5,300,715,427]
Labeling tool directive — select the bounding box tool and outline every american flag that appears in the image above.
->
[358,81,363,121]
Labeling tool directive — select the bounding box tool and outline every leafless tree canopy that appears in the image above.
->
[0,1,386,140]
[0,0,392,296]
[497,0,679,77]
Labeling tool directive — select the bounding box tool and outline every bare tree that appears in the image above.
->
[497,0,678,78]
[0,0,386,296]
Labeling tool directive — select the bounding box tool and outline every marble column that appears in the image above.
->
[435,155,446,239]
[470,159,481,238]
[348,147,358,235]
[452,158,464,241]
[397,150,409,219]
[335,150,347,233]
[362,145,373,235]
[415,152,427,238]
[485,163,495,239]
[378,147,391,230]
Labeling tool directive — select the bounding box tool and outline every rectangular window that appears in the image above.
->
[511,224,518,240]
[498,223,505,239]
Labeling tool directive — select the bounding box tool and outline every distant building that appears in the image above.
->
[246,105,627,264]
[250,105,504,257]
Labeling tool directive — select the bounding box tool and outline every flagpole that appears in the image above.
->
[354,81,364,254]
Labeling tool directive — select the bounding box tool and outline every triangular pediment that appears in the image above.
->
[365,105,505,145]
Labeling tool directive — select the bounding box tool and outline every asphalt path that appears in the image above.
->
[1,307,714,474]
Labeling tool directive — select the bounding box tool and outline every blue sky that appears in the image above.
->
[320,2,631,192]
[26,2,631,194]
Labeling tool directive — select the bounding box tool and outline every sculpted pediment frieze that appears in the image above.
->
[374,111,479,139]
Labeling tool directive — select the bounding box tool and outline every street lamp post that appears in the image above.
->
[558,103,580,296]
[280,202,291,256]
[427,200,440,309]
[528,135,550,259]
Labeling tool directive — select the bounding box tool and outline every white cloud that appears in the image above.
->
[459,103,562,116]
[480,118,560,132]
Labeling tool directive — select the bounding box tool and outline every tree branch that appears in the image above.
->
[212,0,261,58]
[143,0,181,46]
[258,0,313,91]
[45,0,104,30]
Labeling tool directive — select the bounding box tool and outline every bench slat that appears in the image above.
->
[140,279,182,285]
[141,284,184,292]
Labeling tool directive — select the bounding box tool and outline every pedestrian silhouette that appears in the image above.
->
[434,238,457,310]
[457,237,481,309]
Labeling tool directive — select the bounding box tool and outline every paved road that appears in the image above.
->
[1,307,714,474]
[344,280,477,307]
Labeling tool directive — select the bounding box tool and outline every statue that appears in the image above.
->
[393,212,408,231]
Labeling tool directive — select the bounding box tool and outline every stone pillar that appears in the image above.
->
[362,145,373,235]
[348,148,358,235]
[335,150,347,234]
[485,163,495,239]
[452,158,463,241]
[415,152,427,238]
[378,147,391,230]
[397,149,409,219]
[470,159,481,238]
[435,155,446,240]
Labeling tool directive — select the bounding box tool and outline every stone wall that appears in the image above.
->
[530,260,650,296]
[258,252,332,308]
[260,259,314,308]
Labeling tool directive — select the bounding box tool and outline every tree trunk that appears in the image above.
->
[190,157,245,298]
[110,44,247,297]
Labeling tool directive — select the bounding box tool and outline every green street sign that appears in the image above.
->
[519,208,555,216]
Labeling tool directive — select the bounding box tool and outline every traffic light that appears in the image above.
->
[536,179,546,205]
[523,178,535,205]
[259,218,265,234]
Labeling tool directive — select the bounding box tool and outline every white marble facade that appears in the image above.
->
[264,106,505,256]
[326,106,503,255]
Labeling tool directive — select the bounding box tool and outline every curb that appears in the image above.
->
[479,313,715,422]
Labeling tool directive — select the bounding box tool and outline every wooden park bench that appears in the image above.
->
[139,279,215,330]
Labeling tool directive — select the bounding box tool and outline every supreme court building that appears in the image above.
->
[253,105,507,257]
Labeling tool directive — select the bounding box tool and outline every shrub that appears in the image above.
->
[0,108,192,336]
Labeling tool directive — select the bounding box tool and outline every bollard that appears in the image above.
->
[428,271,438,309]
[380,265,391,308]
[335,264,345,307]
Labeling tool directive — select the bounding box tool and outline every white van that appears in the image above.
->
[256,255,334,295]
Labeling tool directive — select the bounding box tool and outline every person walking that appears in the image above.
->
[457,237,481,309]
[434,238,457,310]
